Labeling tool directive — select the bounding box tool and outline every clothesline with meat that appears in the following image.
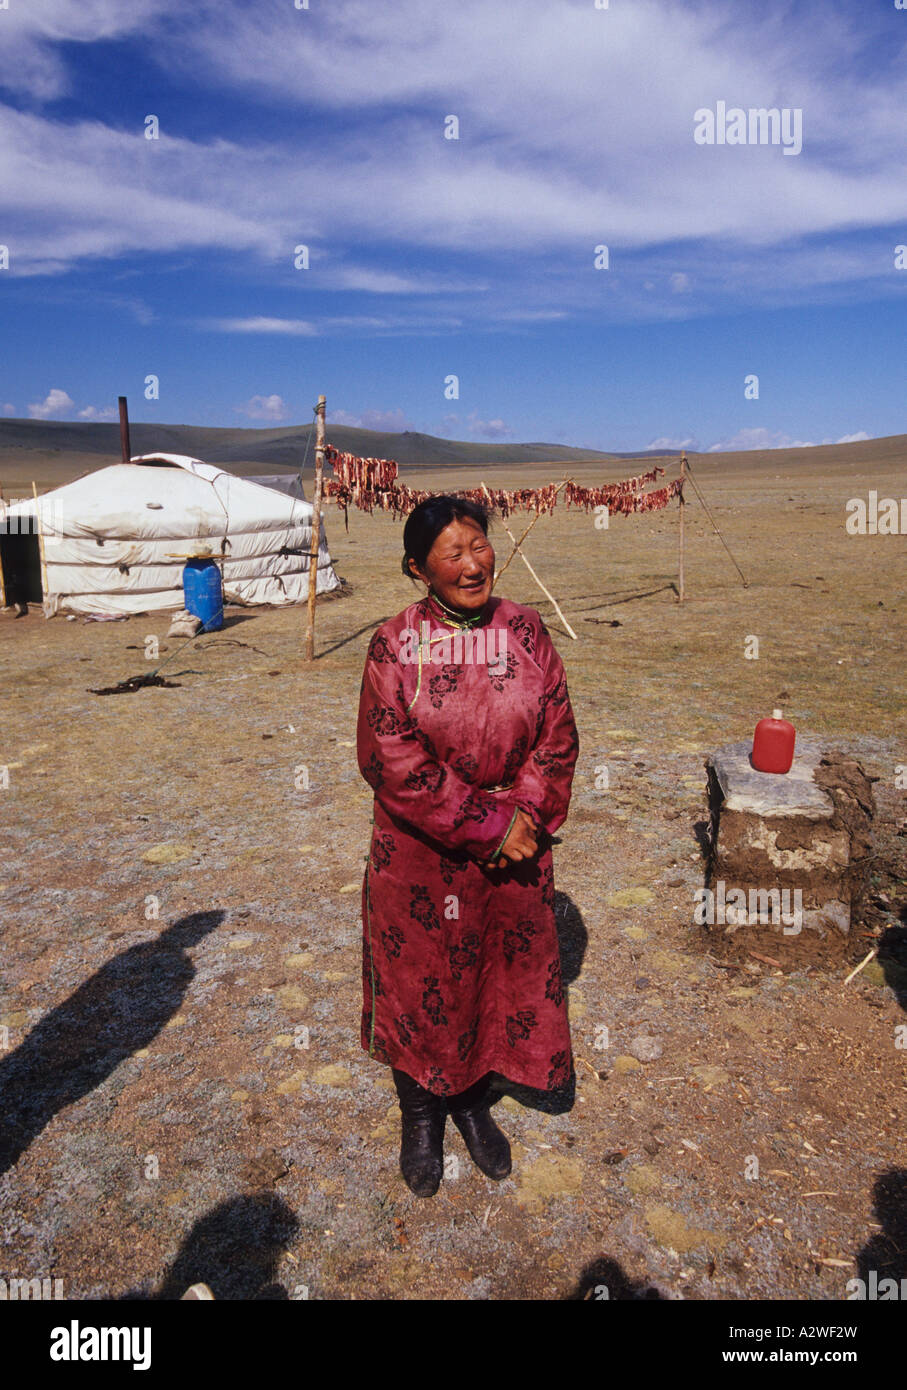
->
[322,444,685,521]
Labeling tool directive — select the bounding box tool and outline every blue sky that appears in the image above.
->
[1,0,905,453]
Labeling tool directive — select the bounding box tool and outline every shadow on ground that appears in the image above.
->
[120,1195,300,1301]
[0,910,223,1177]
[855,1168,907,1289]
[494,890,586,1116]
[562,1255,667,1300]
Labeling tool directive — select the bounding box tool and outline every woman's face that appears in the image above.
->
[409,516,495,612]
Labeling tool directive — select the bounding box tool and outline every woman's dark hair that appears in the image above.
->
[401,495,490,579]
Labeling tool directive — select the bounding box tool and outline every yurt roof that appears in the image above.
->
[3,456,315,541]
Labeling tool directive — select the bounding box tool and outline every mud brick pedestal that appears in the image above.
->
[704,740,875,940]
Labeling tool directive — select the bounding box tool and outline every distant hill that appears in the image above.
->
[1,418,902,497]
[0,417,657,471]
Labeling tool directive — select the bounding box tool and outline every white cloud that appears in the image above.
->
[329,407,414,432]
[0,0,183,100]
[28,388,74,419]
[330,268,486,296]
[438,411,521,441]
[707,429,816,452]
[167,0,907,258]
[0,0,906,328]
[466,412,514,441]
[706,427,872,452]
[205,317,317,335]
[647,434,700,451]
[237,395,290,422]
[77,404,117,421]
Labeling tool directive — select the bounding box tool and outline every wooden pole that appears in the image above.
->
[0,482,6,607]
[493,478,570,585]
[678,451,687,604]
[303,395,326,661]
[32,481,49,606]
[481,482,577,639]
[118,396,131,464]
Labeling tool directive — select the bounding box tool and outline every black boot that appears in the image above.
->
[448,1075,512,1180]
[392,1068,446,1198]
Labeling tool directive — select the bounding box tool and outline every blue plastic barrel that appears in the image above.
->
[182,557,223,631]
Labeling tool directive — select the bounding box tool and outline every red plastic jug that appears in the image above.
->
[752,709,796,774]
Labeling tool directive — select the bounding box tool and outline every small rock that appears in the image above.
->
[629,1035,663,1063]
[613,1055,643,1074]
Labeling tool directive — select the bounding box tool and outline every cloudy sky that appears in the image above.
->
[1,0,905,452]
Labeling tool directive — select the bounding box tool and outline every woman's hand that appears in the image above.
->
[482,807,539,868]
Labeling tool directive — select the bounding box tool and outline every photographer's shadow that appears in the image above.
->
[0,910,223,1177]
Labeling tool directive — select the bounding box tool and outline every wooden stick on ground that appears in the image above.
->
[481,482,578,639]
[843,947,878,986]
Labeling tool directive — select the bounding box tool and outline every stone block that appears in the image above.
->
[704,740,875,939]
